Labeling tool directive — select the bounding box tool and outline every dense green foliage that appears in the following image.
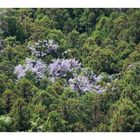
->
[0,8,140,132]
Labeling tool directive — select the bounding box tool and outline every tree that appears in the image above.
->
[9,98,31,131]
[2,89,14,113]
[44,111,66,132]
[16,78,38,102]
[109,98,140,132]
[0,115,12,132]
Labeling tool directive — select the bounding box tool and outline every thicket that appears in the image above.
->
[0,8,140,132]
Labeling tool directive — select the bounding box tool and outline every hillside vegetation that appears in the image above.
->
[0,9,140,132]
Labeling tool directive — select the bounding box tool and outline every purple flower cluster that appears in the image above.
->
[48,59,111,94]
[14,39,117,95]
[69,75,92,94]
[48,58,81,78]
[28,40,59,58]
[14,58,46,79]
[45,40,59,53]
[14,64,26,79]
[68,72,113,94]
[93,85,106,94]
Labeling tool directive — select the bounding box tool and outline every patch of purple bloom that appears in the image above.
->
[69,75,92,94]
[48,58,81,78]
[14,58,46,79]
[28,40,59,58]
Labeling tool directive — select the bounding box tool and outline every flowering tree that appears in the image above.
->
[14,39,117,95]
[68,71,114,94]
[14,58,46,79]
[48,58,81,79]
[28,40,59,58]
[93,85,106,94]
[69,75,93,94]
[14,64,26,79]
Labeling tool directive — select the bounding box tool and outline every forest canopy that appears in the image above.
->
[0,8,140,132]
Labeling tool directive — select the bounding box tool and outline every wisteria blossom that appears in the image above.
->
[69,75,107,94]
[28,39,59,58]
[93,85,106,94]
[69,75,93,94]
[48,58,116,94]
[14,64,27,78]
[93,74,103,82]
[68,72,115,94]
[45,40,59,52]
[48,58,81,78]
[15,39,118,95]
[14,58,46,78]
